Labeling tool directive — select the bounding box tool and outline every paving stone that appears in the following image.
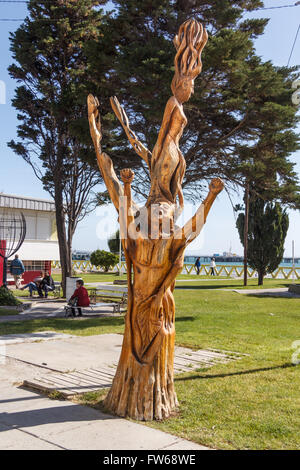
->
[0,331,74,346]
[18,335,242,397]
[0,424,62,450]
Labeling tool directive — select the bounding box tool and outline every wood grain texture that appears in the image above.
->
[88,19,224,421]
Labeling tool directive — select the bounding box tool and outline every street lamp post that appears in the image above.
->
[0,211,26,287]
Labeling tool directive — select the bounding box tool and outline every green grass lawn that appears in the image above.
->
[0,307,20,316]
[0,287,299,449]
[51,272,228,284]
[52,272,128,284]
[51,271,294,290]
[0,315,124,336]
[175,277,293,290]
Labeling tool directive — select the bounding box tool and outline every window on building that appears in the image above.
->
[25,216,36,239]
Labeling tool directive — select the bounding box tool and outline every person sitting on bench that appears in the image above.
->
[41,271,55,298]
[21,272,44,298]
[69,279,90,317]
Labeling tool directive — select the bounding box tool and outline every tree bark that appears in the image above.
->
[243,181,250,287]
[258,270,264,286]
[104,281,178,420]
[54,182,71,296]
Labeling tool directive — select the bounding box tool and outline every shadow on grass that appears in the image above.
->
[245,294,300,300]
[0,316,125,334]
[175,362,297,382]
[175,316,195,322]
[175,282,292,291]
[175,284,238,290]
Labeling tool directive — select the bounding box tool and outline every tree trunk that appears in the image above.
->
[258,270,264,286]
[104,268,178,421]
[104,321,178,420]
[67,221,75,279]
[243,182,249,287]
[54,183,71,296]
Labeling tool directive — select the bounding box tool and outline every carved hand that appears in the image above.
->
[209,177,225,195]
[120,168,135,184]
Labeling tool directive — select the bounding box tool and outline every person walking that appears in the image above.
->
[195,257,201,275]
[69,279,90,317]
[9,254,25,289]
[210,257,216,276]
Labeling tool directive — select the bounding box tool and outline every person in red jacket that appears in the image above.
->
[70,279,90,317]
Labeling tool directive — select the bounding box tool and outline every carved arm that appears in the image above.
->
[119,168,139,245]
[174,178,224,245]
[87,94,124,212]
[151,96,177,169]
[110,96,151,168]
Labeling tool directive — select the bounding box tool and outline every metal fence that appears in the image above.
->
[51,260,300,280]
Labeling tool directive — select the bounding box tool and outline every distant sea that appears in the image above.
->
[196,261,300,268]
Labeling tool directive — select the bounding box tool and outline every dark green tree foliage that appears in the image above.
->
[108,229,120,254]
[236,196,289,285]
[234,62,300,208]
[8,0,107,293]
[89,0,300,202]
[0,287,21,306]
[90,249,119,272]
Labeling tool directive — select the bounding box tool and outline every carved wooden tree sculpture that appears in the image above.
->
[88,19,224,421]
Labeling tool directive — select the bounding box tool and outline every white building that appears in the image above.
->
[0,193,59,283]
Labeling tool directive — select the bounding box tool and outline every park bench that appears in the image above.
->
[23,281,61,299]
[89,284,128,314]
[64,284,127,317]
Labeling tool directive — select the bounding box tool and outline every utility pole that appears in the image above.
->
[119,233,122,277]
[243,181,250,287]
[292,240,295,284]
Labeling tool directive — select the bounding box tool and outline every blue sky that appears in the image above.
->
[0,1,299,256]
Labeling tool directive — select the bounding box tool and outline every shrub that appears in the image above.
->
[90,250,119,272]
[0,287,21,306]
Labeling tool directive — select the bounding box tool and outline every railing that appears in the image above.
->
[51,260,300,280]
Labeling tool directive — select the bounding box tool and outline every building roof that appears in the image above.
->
[0,193,55,212]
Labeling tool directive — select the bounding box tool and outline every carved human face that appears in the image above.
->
[175,78,194,103]
[150,203,175,238]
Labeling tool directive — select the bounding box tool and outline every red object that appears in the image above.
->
[71,286,90,307]
[0,240,6,287]
[22,262,52,285]
[23,271,42,285]
[45,260,51,272]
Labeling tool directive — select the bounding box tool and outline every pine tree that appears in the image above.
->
[236,195,289,285]
[8,0,107,293]
[89,0,300,202]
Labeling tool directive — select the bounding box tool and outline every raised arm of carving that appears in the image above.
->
[110,96,151,168]
[151,97,177,169]
[174,178,224,245]
[87,94,124,212]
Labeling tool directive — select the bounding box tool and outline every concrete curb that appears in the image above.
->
[0,303,32,312]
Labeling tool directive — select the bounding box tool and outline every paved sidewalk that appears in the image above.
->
[0,334,210,450]
[0,384,207,450]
